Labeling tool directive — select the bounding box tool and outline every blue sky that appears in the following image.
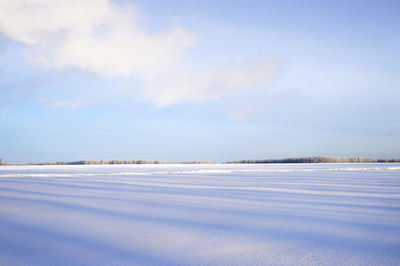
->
[0,0,399,163]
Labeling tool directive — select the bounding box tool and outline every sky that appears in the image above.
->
[0,0,399,163]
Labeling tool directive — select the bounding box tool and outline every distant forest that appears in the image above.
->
[226,157,400,164]
[0,160,213,166]
[1,157,400,166]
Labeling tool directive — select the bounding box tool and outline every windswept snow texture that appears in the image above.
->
[0,164,400,265]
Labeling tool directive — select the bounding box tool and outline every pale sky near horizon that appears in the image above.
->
[0,0,399,163]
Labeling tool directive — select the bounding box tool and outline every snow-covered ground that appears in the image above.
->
[0,163,399,265]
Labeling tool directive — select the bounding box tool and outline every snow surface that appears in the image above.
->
[0,163,399,265]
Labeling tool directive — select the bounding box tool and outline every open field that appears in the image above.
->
[1,163,400,265]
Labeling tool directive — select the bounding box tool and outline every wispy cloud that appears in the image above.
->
[0,0,280,105]
[47,98,89,109]
[146,57,281,106]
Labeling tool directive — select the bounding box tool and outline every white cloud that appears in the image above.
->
[0,0,280,106]
[0,0,197,79]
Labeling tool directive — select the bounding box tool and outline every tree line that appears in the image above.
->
[226,156,400,164]
[34,160,213,165]
[1,157,400,166]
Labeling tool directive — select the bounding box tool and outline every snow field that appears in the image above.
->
[0,163,399,265]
